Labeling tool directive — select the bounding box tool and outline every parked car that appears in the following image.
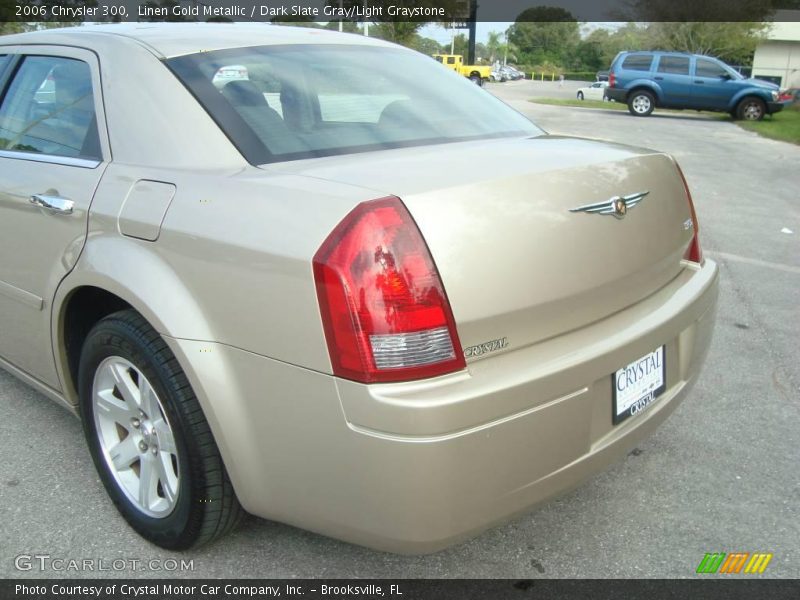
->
[500,65,524,80]
[0,24,718,553]
[576,81,609,101]
[211,64,248,88]
[490,67,506,83]
[605,51,782,120]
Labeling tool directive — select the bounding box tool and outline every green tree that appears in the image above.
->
[407,34,442,56]
[646,22,768,64]
[486,30,503,63]
[507,7,580,66]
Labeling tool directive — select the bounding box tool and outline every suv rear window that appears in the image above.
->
[657,56,690,75]
[168,45,540,165]
[621,54,653,71]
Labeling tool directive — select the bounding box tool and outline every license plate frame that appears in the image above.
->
[612,345,666,425]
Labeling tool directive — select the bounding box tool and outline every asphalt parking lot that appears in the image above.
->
[2,79,798,580]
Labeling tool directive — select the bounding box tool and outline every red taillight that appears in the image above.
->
[313,197,465,384]
[609,71,615,87]
[674,163,703,264]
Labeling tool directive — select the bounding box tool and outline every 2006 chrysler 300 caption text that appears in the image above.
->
[0,24,718,553]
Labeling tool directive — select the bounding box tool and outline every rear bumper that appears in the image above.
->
[767,101,784,114]
[605,87,627,103]
[167,260,718,554]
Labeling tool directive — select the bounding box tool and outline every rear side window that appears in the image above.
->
[696,58,727,78]
[0,56,101,160]
[447,56,456,65]
[621,54,653,71]
[657,56,690,75]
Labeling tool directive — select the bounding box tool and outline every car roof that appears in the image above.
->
[619,50,724,59]
[0,23,393,59]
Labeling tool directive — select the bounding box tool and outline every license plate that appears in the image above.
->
[612,346,666,425]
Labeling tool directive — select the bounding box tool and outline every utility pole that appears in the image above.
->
[467,1,477,64]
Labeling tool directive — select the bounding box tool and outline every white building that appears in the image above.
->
[752,12,800,88]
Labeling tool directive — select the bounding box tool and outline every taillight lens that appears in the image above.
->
[609,71,615,87]
[313,197,465,383]
[674,163,703,264]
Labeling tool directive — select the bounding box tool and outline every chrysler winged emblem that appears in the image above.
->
[569,191,650,220]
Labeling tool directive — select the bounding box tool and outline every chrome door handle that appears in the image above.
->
[30,194,74,214]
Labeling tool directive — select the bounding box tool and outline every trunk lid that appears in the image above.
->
[268,135,694,359]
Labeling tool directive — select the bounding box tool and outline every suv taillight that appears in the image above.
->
[313,197,465,384]
[609,71,615,87]
[675,163,703,264]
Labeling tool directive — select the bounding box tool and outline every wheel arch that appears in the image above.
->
[729,90,767,111]
[627,84,661,105]
[53,238,215,406]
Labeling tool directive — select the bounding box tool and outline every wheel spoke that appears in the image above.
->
[108,436,139,470]
[138,454,159,509]
[154,421,177,455]
[110,362,140,407]
[155,453,178,504]
[95,389,134,426]
[138,375,160,420]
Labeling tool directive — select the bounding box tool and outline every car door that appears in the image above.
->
[691,57,734,109]
[588,82,605,100]
[653,55,692,107]
[0,46,109,389]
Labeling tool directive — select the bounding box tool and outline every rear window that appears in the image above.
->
[657,56,690,75]
[621,54,654,72]
[168,45,540,165]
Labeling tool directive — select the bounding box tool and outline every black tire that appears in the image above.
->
[736,96,766,121]
[78,309,244,550]
[469,73,482,86]
[577,91,584,100]
[627,89,655,116]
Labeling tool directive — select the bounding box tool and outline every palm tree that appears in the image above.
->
[499,41,519,66]
[486,31,502,63]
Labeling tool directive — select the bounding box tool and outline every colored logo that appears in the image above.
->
[696,552,772,574]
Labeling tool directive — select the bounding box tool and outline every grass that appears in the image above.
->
[531,97,627,110]
[737,105,800,145]
[529,97,800,144]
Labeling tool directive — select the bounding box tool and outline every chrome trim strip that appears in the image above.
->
[0,149,100,169]
[0,280,43,310]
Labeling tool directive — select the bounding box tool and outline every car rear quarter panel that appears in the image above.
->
[622,78,661,101]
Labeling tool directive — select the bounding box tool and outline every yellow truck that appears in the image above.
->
[433,54,491,86]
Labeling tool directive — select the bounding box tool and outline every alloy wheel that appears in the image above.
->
[632,95,651,114]
[92,356,180,518]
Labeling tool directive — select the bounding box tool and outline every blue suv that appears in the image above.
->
[605,51,782,120]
